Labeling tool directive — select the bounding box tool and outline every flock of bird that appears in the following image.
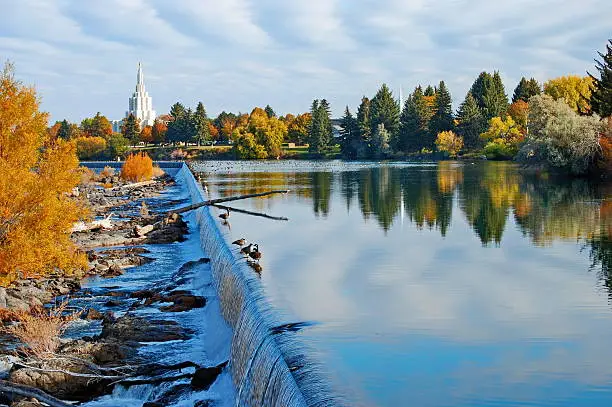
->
[232,238,263,275]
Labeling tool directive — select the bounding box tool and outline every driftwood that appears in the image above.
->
[212,204,289,221]
[109,180,157,190]
[113,373,193,387]
[171,190,290,214]
[0,379,72,407]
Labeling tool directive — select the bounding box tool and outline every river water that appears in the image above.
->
[191,160,612,407]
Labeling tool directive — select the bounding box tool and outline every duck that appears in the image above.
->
[248,260,263,275]
[240,243,253,256]
[219,208,230,221]
[248,244,262,261]
[232,238,246,246]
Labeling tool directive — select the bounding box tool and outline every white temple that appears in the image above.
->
[126,63,156,128]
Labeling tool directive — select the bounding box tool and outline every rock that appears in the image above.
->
[101,315,193,342]
[160,294,206,313]
[104,300,121,307]
[84,308,104,320]
[11,400,42,407]
[144,384,191,406]
[0,355,18,379]
[191,361,227,391]
[130,289,155,299]
[134,224,154,237]
[59,340,136,365]
[5,294,30,311]
[103,264,123,277]
[194,401,213,407]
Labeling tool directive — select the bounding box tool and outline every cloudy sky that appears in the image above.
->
[0,0,610,122]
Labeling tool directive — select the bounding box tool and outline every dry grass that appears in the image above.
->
[100,165,116,178]
[152,165,165,178]
[80,166,96,185]
[121,152,153,182]
[1,300,82,358]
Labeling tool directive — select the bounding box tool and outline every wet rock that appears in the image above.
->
[0,288,6,308]
[101,315,193,342]
[11,400,42,407]
[191,361,227,391]
[103,300,121,307]
[130,289,156,299]
[103,264,123,277]
[0,355,18,379]
[59,340,136,365]
[160,294,206,313]
[83,308,104,320]
[134,224,154,237]
[144,383,191,407]
[194,401,214,407]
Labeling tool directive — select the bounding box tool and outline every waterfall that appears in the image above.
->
[177,164,342,407]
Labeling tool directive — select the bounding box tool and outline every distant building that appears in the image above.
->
[111,119,123,133]
[126,62,156,129]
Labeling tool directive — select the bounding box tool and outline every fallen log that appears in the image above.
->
[212,204,289,221]
[113,373,193,387]
[109,180,157,190]
[171,190,290,214]
[0,380,72,407]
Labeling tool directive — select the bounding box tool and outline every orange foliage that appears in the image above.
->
[0,63,87,287]
[508,100,529,129]
[140,125,153,144]
[121,152,154,182]
[75,136,106,160]
[597,133,612,174]
[208,121,219,140]
[47,121,61,139]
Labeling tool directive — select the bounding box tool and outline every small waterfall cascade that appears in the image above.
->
[178,164,342,407]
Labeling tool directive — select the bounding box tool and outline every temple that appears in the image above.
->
[126,62,156,128]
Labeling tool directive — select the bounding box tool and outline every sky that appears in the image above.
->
[0,0,610,123]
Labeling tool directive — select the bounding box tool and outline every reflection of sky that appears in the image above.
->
[197,161,612,407]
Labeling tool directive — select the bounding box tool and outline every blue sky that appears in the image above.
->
[0,0,610,122]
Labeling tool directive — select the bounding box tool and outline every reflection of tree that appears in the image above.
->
[340,171,359,212]
[357,167,402,232]
[311,172,333,217]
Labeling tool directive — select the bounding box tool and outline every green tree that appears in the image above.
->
[170,102,186,120]
[470,72,493,111]
[398,86,431,152]
[264,104,276,118]
[121,113,141,145]
[193,101,210,145]
[57,120,71,140]
[106,133,130,159]
[339,106,361,159]
[589,39,612,118]
[232,130,268,159]
[370,84,400,148]
[356,96,372,150]
[308,99,333,155]
[484,71,509,119]
[81,112,112,138]
[456,92,486,150]
[512,77,541,102]
[371,123,391,158]
[430,80,454,137]
[424,85,436,96]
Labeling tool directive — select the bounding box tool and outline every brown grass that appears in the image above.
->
[152,165,165,178]
[1,300,82,358]
[100,165,116,178]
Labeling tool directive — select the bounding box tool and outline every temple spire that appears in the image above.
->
[136,62,144,89]
[127,62,156,128]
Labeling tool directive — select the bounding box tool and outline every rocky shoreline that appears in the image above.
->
[0,172,227,407]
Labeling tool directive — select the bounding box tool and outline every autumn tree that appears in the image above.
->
[507,100,529,130]
[512,77,541,103]
[589,39,612,118]
[456,92,486,150]
[75,136,107,159]
[435,130,464,157]
[81,112,112,138]
[121,113,141,145]
[0,63,87,286]
[140,125,153,144]
[480,116,523,159]
[151,119,167,144]
[287,113,311,145]
[543,75,594,114]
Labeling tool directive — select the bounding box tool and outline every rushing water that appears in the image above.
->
[191,160,612,407]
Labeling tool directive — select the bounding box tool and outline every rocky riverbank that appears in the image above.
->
[0,171,229,406]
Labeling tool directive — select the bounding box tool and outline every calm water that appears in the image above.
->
[192,160,612,407]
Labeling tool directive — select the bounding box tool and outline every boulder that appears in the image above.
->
[83,308,104,321]
[59,340,136,365]
[160,294,206,313]
[100,315,193,342]
[0,288,6,309]
[191,361,227,391]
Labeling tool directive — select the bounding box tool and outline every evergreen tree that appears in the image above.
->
[264,104,276,118]
[193,102,210,145]
[356,97,371,151]
[371,123,390,158]
[484,71,509,119]
[456,92,486,150]
[121,113,140,145]
[308,99,332,155]
[398,86,431,152]
[57,120,71,140]
[424,85,436,96]
[470,72,494,112]
[339,106,361,159]
[170,102,186,120]
[430,80,454,137]
[370,84,400,147]
[512,77,541,103]
[589,39,612,118]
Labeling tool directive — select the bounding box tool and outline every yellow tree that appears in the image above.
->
[435,131,464,157]
[481,116,524,159]
[0,63,87,286]
[543,75,595,114]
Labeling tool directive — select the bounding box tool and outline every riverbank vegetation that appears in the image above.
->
[48,40,612,177]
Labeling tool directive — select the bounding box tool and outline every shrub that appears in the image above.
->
[152,165,165,178]
[99,165,115,178]
[106,133,130,160]
[1,63,87,286]
[121,152,153,182]
[435,131,464,157]
[75,136,107,160]
[1,300,82,358]
[170,149,189,160]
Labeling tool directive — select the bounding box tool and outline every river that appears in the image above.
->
[191,160,611,407]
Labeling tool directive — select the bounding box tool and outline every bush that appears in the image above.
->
[75,136,107,160]
[435,131,464,157]
[121,152,153,182]
[1,300,81,358]
[106,133,130,160]
[99,165,115,178]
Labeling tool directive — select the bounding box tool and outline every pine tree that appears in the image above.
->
[589,39,612,118]
[512,77,541,103]
[398,86,431,152]
[121,113,140,145]
[57,120,71,140]
[430,80,454,136]
[339,106,360,159]
[319,99,333,147]
[264,105,276,118]
[356,97,371,150]
[371,123,390,157]
[370,84,400,147]
[470,72,493,112]
[424,85,436,96]
[456,92,486,150]
[308,99,332,155]
[170,102,186,120]
[193,102,210,145]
